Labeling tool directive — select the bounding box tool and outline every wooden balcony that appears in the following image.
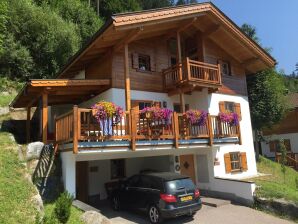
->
[163,58,222,93]
[55,106,241,153]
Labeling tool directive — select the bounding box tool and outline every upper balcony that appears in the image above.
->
[55,106,241,153]
[163,58,222,94]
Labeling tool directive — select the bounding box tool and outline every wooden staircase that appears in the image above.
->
[275,152,298,171]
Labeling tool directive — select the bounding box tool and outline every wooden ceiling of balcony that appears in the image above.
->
[57,3,275,78]
[11,79,110,108]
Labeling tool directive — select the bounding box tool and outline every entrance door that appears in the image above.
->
[76,161,89,203]
[180,154,196,183]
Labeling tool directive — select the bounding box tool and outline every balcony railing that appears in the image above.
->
[55,106,241,153]
[163,58,222,90]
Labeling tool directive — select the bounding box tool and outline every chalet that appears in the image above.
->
[261,93,298,170]
[11,3,276,205]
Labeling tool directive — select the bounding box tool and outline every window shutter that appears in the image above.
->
[284,139,291,151]
[131,53,139,69]
[219,101,225,113]
[234,103,242,121]
[269,141,275,152]
[150,54,156,72]
[240,152,248,171]
[224,153,232,173]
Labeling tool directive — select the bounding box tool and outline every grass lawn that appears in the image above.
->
[252,156,298,205]
[0,132,37,223]
[44,203,83,224]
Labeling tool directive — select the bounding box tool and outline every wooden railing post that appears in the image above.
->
[217,116,222,137]
[130,109,136,151]
[73,105,78,154]
[217,63,222,84]
[186,57,191,81]
[173,112,179,149]
[207,113,213,146]
[237,123,242,145]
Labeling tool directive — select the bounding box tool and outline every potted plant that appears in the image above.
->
[140,107,173,124]
[218,112,239,126]
[91,101,124,124]
[185,109,208,126]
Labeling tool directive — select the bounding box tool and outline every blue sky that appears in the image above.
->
[208,0,297,74]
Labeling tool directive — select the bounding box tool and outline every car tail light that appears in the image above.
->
[194,189,200,198]
[160,193,177,203]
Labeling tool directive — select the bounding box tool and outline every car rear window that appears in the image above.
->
[165,178,195,193]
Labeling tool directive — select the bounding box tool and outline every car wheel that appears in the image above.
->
[148,205,163,224]
[112,196,120,211]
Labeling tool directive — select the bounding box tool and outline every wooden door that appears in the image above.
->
[180,154,196,183]
[76,161,89,203]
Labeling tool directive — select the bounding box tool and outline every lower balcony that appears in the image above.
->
[55,106,241,153]
[163,58,222,93]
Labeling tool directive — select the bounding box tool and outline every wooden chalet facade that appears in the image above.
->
[12,3,275,205]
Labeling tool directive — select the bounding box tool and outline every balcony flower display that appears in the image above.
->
[91,101,124,123]
[185,109,208,126]
[219,112,239,126]
[140,107,173,123]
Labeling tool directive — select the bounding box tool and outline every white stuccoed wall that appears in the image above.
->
[261,133,298,158]
[60,151,76,197]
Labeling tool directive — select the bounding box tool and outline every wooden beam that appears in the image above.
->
[176,31,182,63]
[30,79,110,87]
[241,57,259,67]
[179,91,185,113]
[202,24,220,37]
[124,43,131,111]
[73,105,78,154]
[177,17,198,33]
[42,93,48,143]
[26,107,31,143]
[114,28,143,52]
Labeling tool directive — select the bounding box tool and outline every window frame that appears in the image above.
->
[229,152,241,172]
[138,54,151,72]
[220,60,231,76]
[224,101,235,113]
[110,159,126,180]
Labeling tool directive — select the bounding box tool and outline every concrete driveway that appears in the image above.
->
[98,203,294,224]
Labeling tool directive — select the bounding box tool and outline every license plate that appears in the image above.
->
[180,195,193,202]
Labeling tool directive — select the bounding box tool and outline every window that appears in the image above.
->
[138,54,151,71]
[224,152,247,173]
[111,159,125,179]
[219,101,242,120]
[138,101,152,110]
[269,139,291,152]
[224,102,236,113]
[220,61,231,76]
[230,152,241,171]
[173,103,189,113]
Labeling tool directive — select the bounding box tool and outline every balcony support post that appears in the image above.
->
[73,105,78,154]
[26,107,31,143]
[173,112,179,148]
[130,109,136,151]
[207,113,213,146]
[42,92,48,143]
[124,43,131,111]
[179,91,185,113]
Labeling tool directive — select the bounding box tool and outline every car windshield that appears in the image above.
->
[165,178,195,193]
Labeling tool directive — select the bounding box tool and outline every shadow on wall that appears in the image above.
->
[32,144,63,203]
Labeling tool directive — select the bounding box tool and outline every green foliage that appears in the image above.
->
[176,0,198,5]
[247,69,288,130]
[45,0,103,44]
[0,0,8,56]
[295,177,298,190]
[0,132,36,223]
[98,0,141,19]
[54,191,73,224]
[138,0,174,9]
[253,156,298,205]
[241,23,260,43]
[284,75,298,93]
[278,139,287,183]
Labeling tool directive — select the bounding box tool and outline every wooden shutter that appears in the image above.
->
[224,153,231,173]
[219,101,225,113]
[284,139,291,151]
[131,53,139,69]
[234,103,242,120]
[240,152,248,171]
[269,141,275,152]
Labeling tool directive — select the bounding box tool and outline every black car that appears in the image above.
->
[110,172,202,223]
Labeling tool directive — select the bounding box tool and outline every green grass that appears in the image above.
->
[0,93,17,107]
[0,132,37,223]
[44,203,83,224]
[252,156,298,205]
[0,77,24,107]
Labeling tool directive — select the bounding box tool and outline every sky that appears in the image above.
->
[208,0,298,74]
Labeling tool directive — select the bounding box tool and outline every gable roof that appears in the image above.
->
[57,2,276,78]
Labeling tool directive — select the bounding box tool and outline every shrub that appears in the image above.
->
[53,191,73,224]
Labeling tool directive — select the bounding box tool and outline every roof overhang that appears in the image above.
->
[57,2,276,78]
[11,79,110,108]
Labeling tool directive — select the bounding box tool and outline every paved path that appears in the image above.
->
[103,204,294,224]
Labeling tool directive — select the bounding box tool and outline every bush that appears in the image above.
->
[53,191,73,224]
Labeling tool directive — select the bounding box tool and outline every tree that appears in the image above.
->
[176,0,198,5]
[138,0,174,10]
[241,23,260,43]
[0,0,8,56]
[97,0,141,19]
